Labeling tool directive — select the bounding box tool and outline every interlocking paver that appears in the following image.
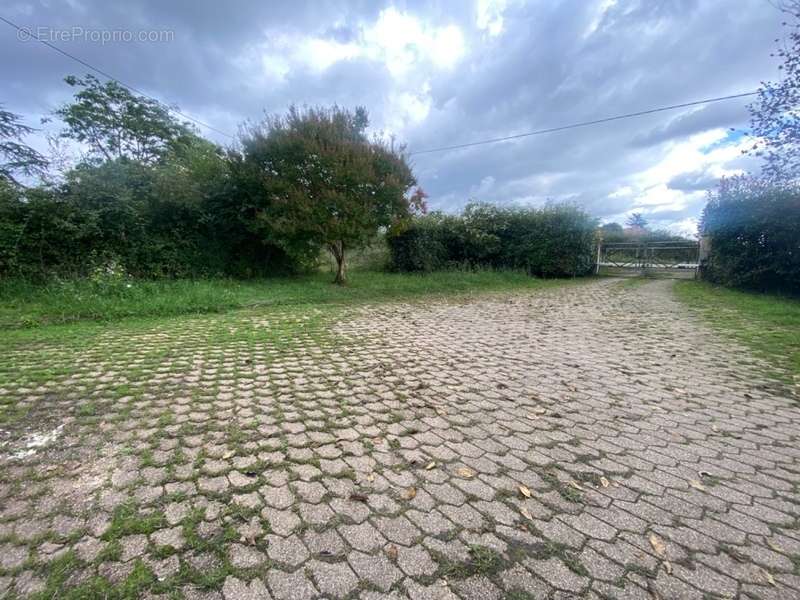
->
[2,278,799,598]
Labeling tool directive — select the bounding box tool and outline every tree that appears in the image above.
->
[237,105,425,284]
[55,74,193,164]
[748,1,800,181]
[625,213,648,230]
[0,105,48,186]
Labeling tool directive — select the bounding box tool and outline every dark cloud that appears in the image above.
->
[0,0,784,230]
[667,170,719,192]
[631,102,750,148]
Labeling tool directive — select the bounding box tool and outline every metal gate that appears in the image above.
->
[596,241,700,279]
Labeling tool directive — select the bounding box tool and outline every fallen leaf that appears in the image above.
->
[761,568,776,586]
[456,467,475,479]
[349,492,369,503]
[518,485,532,498]
[386,544,398,561]
[649,533,667,558]
[663,560,673,575]
[404,487,417,500]
[425,461,437,470]
[688,479,706,492]
[520,507,533,521]
[569,481,584,491]
[366,473,375,483]
[766,539,784,553]
[223,450,235,459]
[600,477,610,488]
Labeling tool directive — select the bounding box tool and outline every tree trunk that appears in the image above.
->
[329,241,347,285]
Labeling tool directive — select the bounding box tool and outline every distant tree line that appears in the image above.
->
[387,202,597,277]
[0,76,424,284]
[598,214,690,245]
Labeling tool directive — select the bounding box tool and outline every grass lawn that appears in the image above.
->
[0,269,577,329]
[674,280,800,384]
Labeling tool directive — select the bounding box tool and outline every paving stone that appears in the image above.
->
[74,536,105,562]
[265,534,308,567]
[372,515,421,546]
[0,545,28,570]
[396,544,437,577]
[307,559,359,598]
[5,278,800,599]
[339,522,385,552]
[198,476,229,494]
[451,575,503,600]
[526,557,589,593]
[222,576,272,600]
[266,569,317,600]
[121,534,148,562]
[151,526,185,550]
[228,544,267,569]
[347,550,403,591]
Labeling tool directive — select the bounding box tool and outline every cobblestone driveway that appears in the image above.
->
[1,278,799,599]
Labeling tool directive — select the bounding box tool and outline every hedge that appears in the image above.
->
[387,203,597,277]
[701,177,800,294]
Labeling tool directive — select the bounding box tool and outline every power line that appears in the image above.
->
[0,15,235,139]
[3,13,759,151]
[409,91,758,156]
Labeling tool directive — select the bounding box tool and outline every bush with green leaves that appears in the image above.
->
[700,176,800,294]
[387,202,597,277]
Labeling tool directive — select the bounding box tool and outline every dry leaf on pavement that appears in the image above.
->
[688,479,706,491]
[386,544,398,561]
[649,533,667,558]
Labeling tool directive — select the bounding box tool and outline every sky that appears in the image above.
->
[1,0,787,235]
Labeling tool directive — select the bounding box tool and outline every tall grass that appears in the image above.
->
[0,270,573,329]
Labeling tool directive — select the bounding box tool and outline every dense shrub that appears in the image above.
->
[701,176,800,294]
[0,145,297,279]
[387,203,597,277]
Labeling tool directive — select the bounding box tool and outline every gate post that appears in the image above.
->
[595,242,602,275]
[697,236,711,280]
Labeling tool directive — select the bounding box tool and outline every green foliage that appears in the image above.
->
[0,271,574,329]
[675,280,800,382]
[234,105,425,283]
[700,176,800,294]
[55,74,193,164]
[0,140,294,279]
[387,202,597,277]
[0,105,48,185]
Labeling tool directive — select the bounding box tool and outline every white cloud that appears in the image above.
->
[3,0,783,231]
[476,0,508,37]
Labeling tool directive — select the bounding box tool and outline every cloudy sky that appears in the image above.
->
[1,0,787,234]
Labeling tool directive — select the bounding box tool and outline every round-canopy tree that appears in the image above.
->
[236,105,425,284]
